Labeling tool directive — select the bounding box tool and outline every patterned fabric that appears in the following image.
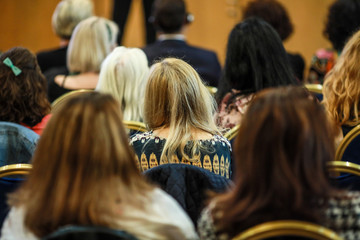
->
[215,91,252,133]
[197,191,360,240]
[130,132,232,179]
[307,48,338,84]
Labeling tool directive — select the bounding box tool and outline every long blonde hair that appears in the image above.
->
[9,92,153,237]
[67,16,118,73]
[144,58,220,162]
[96,46,149,122]
[323,29,360,126]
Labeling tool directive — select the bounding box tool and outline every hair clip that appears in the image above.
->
[3,57,22,76]
[105,23,112,42]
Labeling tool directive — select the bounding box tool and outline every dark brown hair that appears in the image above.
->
[9,92,153,237]
[242,0,293,41]
[213,86,338,238]
[0,47,50,127]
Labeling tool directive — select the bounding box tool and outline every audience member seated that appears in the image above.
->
[0,92,198,240]
[142,0,221,87]
[131,58,232,179]
[46,16,118,103]
[323,29,360,164]
[36,0,93,73]
[198,86,360,240]
[0,122,39,166]
[0,47,51,135]
[308,0,360,84]
[242,0,305,82]
[96,46,149,123]
[215,18,296,131]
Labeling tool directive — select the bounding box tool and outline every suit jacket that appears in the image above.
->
[142,39,221,87]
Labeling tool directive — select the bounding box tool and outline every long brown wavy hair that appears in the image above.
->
[9,92,153,237]
[0,47,50,127]
[323,29,360,126]
[211,86,339,238]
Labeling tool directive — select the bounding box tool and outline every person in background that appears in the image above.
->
[46,16,118,102]
[215,18,296,131]
[242,0,305,82]
[0,47,51,135]
[142,0,221,87]
[1,92,198,240]
[131,58,232,179]
[96,46,149,123]
[198,86,360,240]
[308,0,360,84]
[37,0,93,73]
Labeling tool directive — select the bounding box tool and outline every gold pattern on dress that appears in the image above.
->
[149,153,159,169]
[203,155,212,172]
[170,155,180,163]
[213,154,219,174]
[141,153,149,171]
[225,157,230,178]
[135,155,140,171]
[181,157,192,165]
[160,155,168,165]
[220,155,225,177]
[192,159,202,168]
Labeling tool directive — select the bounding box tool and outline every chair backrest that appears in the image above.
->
[335,125,360,161]
[51,89,94,113]
[327,161,360,191]
[224,125,240,141]
[0,122,39,167]
[206,86,217,96]
[304,84,323,101]
[327,161,360,177]
[0,164,32,230]
[232,220,341,240]
[143,163,232,226]
[42,225,138,240]
[123,120,147,133]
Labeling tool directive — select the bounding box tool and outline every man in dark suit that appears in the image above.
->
[142,0,221,87]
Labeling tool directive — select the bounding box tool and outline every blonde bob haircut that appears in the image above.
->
[52,0,94,39]
[67,16,118,73]
[8,92,153,237]
[323,29,360,126]
[96,46,149,122]
[144,58,220,162]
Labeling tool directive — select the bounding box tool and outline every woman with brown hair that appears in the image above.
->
[1,92,198,240]
[130,58,232,179]
[198,86,360,239]
[0,47,51,135]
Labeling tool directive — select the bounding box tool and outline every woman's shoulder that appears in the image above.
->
[200,135,232,152]
[130,131,164,145]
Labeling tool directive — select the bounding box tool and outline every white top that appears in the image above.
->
[1,188,198,240]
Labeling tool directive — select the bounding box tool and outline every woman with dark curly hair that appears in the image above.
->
[308,0,360,83]
[242,0,305,81]
[0,47,51,135]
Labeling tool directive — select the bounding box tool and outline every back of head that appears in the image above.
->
[97,46,149,122]
[10,92,151,237]
[52,0,94,39]
[151,0,186,33]
[324,0,360,52]
[67,16,119,73]
[217,17,296,100]
[323,29,360,126]
[0,47,50,126]
[214,86,337,237]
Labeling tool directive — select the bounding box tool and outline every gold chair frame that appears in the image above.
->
[305,84,323,94]
[51,89,94,112]
[232,220,342,240]
[224,125,240,141]
[335,125,360,161]
[0,164,32,178]
[206,86,218,96]
[327,161,360,177]
[123,120,147,132]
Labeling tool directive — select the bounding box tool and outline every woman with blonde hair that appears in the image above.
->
[96,46,149,122]
[0,92,197,240]
[46,16,118,102]
[131,58,232,178]
[323,29,360,163]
